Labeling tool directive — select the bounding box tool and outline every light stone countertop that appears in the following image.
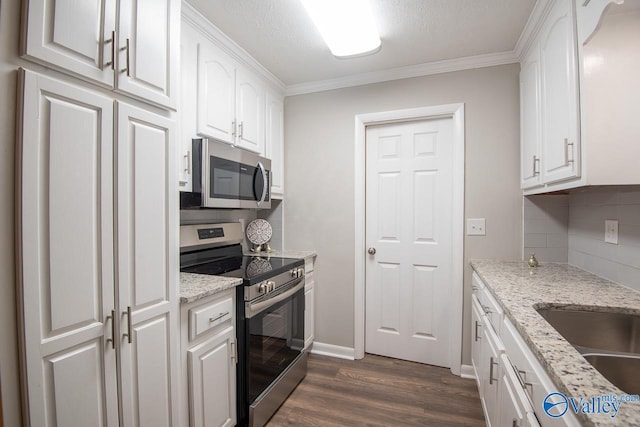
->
[471,260,640,427]
[179,273,243,304]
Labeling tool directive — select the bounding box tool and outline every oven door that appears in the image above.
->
[244,279,305,404]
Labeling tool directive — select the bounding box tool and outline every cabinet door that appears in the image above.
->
[197,43,236,144]
[304,277,315,350]
[266,92,284,197]
[520,47,543,190]
[236,68,265,154]
[116,103,180,427]
[22,0,116,86]
[482,319,504,427]
[471,295,484,389]
[188,327,237,427]
[117,0,179,109]
[540,0,580,184]
[18,70,119,427]
[498,355,531,427]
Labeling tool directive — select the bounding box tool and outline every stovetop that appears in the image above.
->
[180,244,303,285]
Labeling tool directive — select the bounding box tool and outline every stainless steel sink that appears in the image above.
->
[536,308,640,355]
[582,354,640,395]
[536,307,640,394]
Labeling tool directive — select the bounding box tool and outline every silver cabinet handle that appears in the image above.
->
[368,247,376,255]
[106,309,115,349]
[231,340,238,364]
[474,320,482,342]
[533,155,540,176]
[122,306,132,344]
[489,356,498,385]
[184,150,191,174]
[239,121,244,138]
[120,38,130,76]
[564,138,574,165]
[104,30,116,70]
[514,365,534,395]
[232,120,237,138]
[209,312,229,323]
[483,305,492,315]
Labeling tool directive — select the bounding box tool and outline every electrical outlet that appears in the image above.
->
[605,220,618,245]
[467,218,486,236]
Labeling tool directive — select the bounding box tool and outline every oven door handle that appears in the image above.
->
[246,279,304,319]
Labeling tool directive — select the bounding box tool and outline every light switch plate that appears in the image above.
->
[605,220,618,244]
[467,218,486,236]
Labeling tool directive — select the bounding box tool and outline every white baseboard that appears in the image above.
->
[460,364,476,379]
[310,342,355,360]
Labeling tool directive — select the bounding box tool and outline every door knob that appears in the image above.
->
[368,247,376,255]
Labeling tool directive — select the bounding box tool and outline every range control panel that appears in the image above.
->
[197,227,225,240]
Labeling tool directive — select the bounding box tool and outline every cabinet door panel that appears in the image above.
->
[22,0,116,86]
[520,47,542,190]
[236,68,265,154]
[266,92,284,196]
[188,328,236,427]
[540,0,580,184]
[18,70,118,427]
[197,43,236,144]
[116,102,179,426]
[117,0,179,108]
[304,282,315,349]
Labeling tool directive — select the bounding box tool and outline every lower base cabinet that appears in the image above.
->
[303,257,317,350]
[471,273,579,427]
[181,290,237,427]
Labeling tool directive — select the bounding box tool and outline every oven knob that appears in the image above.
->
[290,269,298,278]
[266,280,276,292]
[259,283,269,294]
[297,268,305,277]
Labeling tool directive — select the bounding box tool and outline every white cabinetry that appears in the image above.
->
[196,43,265,154]
[471,273,579,427]
[21,0,179,109]
[266,91,285,197]
[304,257,316,350]
[17,70,179,426]
[520,0,580,193]
[180,290,237,427]
[539,0,580,185]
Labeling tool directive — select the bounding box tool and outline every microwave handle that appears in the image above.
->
[256,161,268,207]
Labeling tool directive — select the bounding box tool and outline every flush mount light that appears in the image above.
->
[300,0,381,58]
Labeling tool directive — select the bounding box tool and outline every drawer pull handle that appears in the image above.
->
[514,365,534,395]
[474,320,482,341]
[489,356,499,385]
[483,305,492,315]
[209,312,230,323]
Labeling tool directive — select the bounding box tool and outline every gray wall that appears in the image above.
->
[283,64,523,364]
[524,195,569,262]
[1,0,22,424]
[568,186,640,291]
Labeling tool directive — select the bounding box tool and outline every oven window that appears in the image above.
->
[248,287,304,402]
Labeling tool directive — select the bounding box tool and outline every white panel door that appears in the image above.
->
[540,0,580,184]
[520,46,543,190]
[236,67,265,154]
[365,118,454,366]
[197,43,236,144]
[117,0,179,108]
[116,102,179,427]
[187,327,236,427]
[18,70,118,427]
[23,0,116,86]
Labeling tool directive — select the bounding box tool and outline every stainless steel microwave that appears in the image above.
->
[180,139,271,209]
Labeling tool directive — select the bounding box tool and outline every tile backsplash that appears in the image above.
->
[523,194,569,262]
[568,187,640,292]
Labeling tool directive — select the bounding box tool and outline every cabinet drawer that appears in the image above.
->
[473,273,503,334]
[189,296,234,341]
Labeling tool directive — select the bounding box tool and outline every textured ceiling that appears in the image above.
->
[187,0,536,86]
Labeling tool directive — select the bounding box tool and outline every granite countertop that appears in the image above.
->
[179,273,243,304]
[471,260,640,426]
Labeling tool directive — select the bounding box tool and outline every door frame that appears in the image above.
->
[354,104,465,375]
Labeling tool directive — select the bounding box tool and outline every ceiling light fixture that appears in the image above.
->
[300,0,381,59]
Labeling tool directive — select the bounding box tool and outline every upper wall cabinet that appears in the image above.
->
[196,44,265,154]
[520,0,580,193]
[21,0,179,109]
[266,91,284,198]
[521,0,640,194]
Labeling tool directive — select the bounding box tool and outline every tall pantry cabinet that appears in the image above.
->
[16,1,180,426]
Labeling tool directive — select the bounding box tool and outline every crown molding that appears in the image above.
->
[181,1,286,93]
[284,50,519,96]
[514,0,554,60]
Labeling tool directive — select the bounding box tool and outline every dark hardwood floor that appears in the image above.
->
[267,353,485,426]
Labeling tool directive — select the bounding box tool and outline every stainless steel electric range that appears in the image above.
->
[180,223,307,427]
